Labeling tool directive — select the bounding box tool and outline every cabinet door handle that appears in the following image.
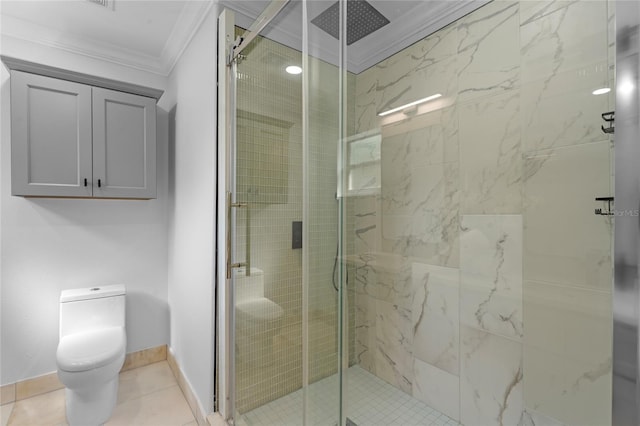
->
[98,179,102,188]
[84,178,88,187]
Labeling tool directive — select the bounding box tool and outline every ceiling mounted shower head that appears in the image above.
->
[311,0,390,46]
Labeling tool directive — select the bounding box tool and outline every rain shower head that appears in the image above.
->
[311,0,390,46]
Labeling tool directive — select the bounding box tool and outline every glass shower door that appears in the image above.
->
[222,1,617,425]
[229,21,305,426]
[222,1,345,424]
[340,1,615,425]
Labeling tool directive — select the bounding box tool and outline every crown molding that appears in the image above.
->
[1,14,166,75]
[0,1,215,77]
[0,0,487,77]
[160,0,215,75]
[220,0,489,74]
[350,0,491,73]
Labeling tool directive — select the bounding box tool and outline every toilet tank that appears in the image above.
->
[59,285,126,338]
[233,267,264,303]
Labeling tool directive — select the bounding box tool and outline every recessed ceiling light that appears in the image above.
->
[285,65,302,75]
[592,87,611,95]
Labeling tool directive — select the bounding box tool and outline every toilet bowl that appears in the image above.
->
[56,285,126,426]
[234,268,284,367]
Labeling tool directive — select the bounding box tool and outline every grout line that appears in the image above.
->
[0,402,14,426]
[114,362,179,406]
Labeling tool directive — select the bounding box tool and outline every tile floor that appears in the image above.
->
[1,362,458,426]
[1,361,196,426]
[239,365,459,426]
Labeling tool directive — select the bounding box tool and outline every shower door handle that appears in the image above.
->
[226,191,250,279]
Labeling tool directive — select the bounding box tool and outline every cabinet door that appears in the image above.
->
[92,87,156,199]
[10,71,93,197]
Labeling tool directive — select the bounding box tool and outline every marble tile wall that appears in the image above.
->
[460,215,523,341]
[520,1,614,424]
[350,1,614,425]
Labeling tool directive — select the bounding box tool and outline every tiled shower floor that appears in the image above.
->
[239,366,459,426]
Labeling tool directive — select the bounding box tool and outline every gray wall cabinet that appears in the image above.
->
[10,70,157,199]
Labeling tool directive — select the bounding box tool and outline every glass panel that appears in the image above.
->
[229,2,346,424]
[232,13,304,424]
[227,0,615,424]
[341,1,614,425]
[612,1,640,423]
[305,1,343,424]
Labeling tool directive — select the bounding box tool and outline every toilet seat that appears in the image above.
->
[236,298,284,321]
[57,326,125,372]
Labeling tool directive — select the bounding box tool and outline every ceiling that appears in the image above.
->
[0,0,212,76]
[221,0,489,74]
[0,0,488,76]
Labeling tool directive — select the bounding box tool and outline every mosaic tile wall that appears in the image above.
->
[234,32,304,413]
[234,29,355,414]
[348,1,615,425]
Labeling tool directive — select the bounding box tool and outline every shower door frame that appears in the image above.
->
[216,9,233,420]
[613,1,640,424]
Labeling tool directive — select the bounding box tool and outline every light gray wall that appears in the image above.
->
[0,4,220,416]
[0,38,170,385]
[159,3,218,415]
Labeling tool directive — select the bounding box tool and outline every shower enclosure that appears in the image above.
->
[217,1,636,425]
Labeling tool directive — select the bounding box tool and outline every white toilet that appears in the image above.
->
[56,285,126,426]
[234,268,284,367]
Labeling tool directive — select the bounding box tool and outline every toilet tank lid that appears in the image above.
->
[60,284,126,303]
